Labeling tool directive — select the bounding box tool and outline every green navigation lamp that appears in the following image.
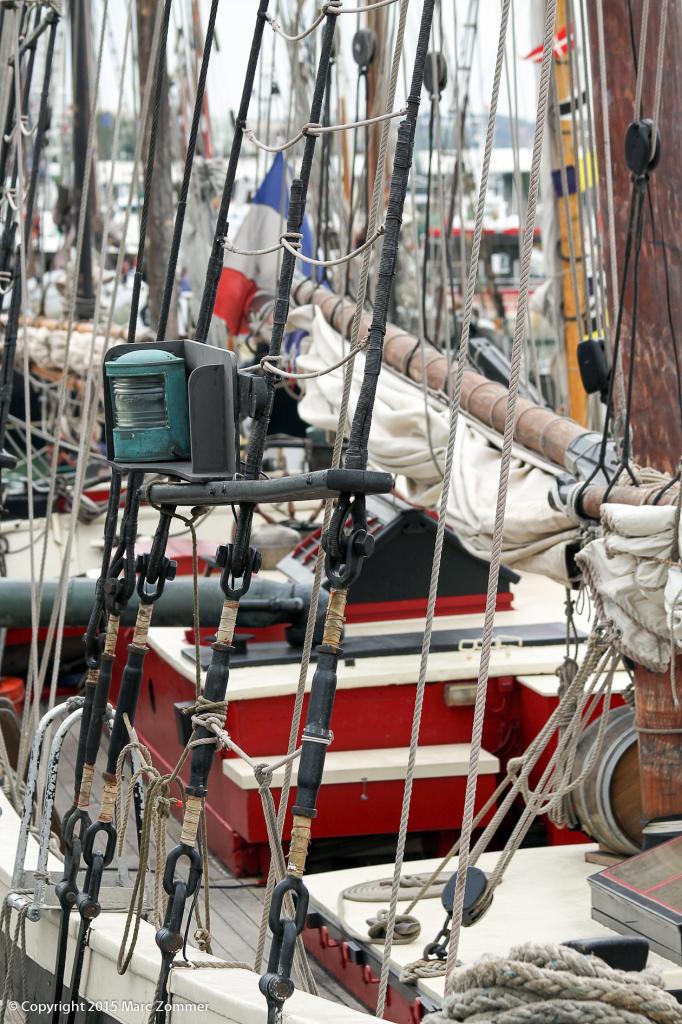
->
[103,340,268,482]
[105,348,191,462]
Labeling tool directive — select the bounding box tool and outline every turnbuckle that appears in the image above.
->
[259,876,309,1022]
[215,542,261,600]
[323,493,375,588]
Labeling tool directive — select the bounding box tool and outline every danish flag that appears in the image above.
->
[523,24,571,63]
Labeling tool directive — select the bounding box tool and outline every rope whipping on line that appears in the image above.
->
[256,5,436,1023]
[254,0,413,976]
[147,10,344,1024]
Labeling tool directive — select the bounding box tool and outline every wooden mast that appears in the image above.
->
[136,0,178,336]
[553,0,589,425]
[588,1,682,836]
[70,0,95,319]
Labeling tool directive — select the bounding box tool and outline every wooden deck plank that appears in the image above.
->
[42,717,366,1014]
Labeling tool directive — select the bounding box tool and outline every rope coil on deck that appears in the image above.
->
[422,944,682,1024]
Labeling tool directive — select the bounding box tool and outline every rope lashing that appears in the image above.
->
[224,225,383,268]
[422,944,682,1024]
[266,0,398,41]
[245,107,406,153]
[259,336,370,383]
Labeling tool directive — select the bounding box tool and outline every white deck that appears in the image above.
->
[305,845,682,1006]
[222,742,499,790]
[149,572,591,702]
[517,671,632,697]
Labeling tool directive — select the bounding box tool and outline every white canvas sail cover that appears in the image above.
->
[578,504,682,673]
[292,306,579,583]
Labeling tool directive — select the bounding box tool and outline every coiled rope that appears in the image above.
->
[422,943,682,1024]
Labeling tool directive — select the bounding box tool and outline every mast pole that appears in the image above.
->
[587,0,682,841]
[553,0,589,424]
[70,0,95,320]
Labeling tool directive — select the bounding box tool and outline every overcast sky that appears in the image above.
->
[96,1,542,136]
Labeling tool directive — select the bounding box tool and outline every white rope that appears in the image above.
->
[281,224,384,266]
[265,3,341,44]
[255,0,412,978]
[245,106,406,153]
[424,943,682,1024]
[226,225,383,268]
[650,0,669,159]
[266,1,399,43]
[375,0,514,1010]
[633,0,650,121]
[261,337,369,381]
[12,5,40,784]
[445,0,558,988]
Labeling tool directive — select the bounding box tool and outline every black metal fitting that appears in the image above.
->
[61,804,91,851]
[156,880,189,957]
[135,552,177,603]
[424,50,447,97]
[292,646,338,818]
[76,852,106,921]
[352,28,377,69]
[260,876,309,1021]
[323,493,374,588]
[625,118,660,178]
[82,819,117,869]
[215,542,261,599]
[162,842,203,899]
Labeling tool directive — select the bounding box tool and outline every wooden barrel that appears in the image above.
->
[570,706,642,856]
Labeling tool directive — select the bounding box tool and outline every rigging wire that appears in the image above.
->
[156,0,219,340]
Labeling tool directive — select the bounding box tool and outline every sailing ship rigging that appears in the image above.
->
[0,2,680,1024]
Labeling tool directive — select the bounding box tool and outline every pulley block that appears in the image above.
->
[424,51,448,97]
[625,118,661,177]
[352,28,377,69]
[577,337,610,402]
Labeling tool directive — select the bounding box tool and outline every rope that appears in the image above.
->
[255,0,412,979]
[260,338,369,381]
[633,0,650,121]
[423,943,682,1024]
[375,0,515,1009]
[0,899,27,1024]
[265,2,342,43]
[444,0,558,987]
[245,105,406,152]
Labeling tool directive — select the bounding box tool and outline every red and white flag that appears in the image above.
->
[523,24,571,63]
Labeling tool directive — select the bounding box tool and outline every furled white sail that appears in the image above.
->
[294,306,579,583]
